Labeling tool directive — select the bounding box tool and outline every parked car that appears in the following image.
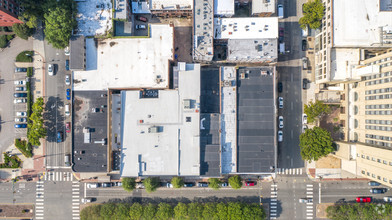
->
[370,188,387,194]
[65,60,70,71]
[57,131,63,143]
[64,46,70,56]
[245,181,255,186]
[15,118,27,123]
[368,181,381,186]
[161,182,173,188]
[102,182,112,188]
[65,75,71,86]
[136,182,145,189]
[14,98,27,104]
[66,89,71,100]
[278,130,283,142]
[356,197,372,203]
[115,182,122,187]
[87,183,99,189]
[197,182,208,187]
[302,57,308,70]
[15,86,25,91]
[278,82,283,93]
[14,124,27,128]
[384,197,392,202]
[136,24,147,30]
[14,93,27,98]
[81,198,93,203]
[303,78,308,89]
[279,28,284,43]
[299,198,313,203]
[184,182,194,187]
[302,125,308,133]
[302,39,307,51]
[15,67,27,73]
[48,64,54,76]
[278,97,283,108]
[136,15,148,22]
[66,122,71,133]
[278,116,284,128]
[16,112,27,117]
[303,114,308,124]
[74,150,85,154]
[220,182,228,187]
[14,80,26,85]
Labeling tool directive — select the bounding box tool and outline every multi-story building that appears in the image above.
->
[0,0,23,26]
[252,0,276,17]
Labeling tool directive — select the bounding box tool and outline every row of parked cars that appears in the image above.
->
[14,75,28,128]
[355,182,391,203]
[87,182,122,188]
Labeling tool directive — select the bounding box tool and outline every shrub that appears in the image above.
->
[15,51,33,62]
[0,153,21,168]
[27,67,33,77]
[144,177,160,193]
[6,34,14,41]
[208,178,221,190]
[14,139,33,158]
[228,175,243,189]
[171,177,184,189]
[0,35,7,48]
[12,23,33,40]
[121,177,136,192]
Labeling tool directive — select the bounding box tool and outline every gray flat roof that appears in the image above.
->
[237,67,275,173]
[227,38,278,63]
[193,0,214,62]
[200,113,221,177]
[69,35,85,70]
[72,91,108,172]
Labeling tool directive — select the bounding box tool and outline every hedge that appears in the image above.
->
[15,50,33,62]
[26,81,32,117]
[0,153,21,168]
[27,67,33,77]
[14,139,33,158]
[327,203,392,220]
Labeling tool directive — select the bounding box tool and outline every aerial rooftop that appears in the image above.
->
[227,38,278,63]
[252,0,276,15]
[76,0,112,36]
[120,63,201,177]
[214,17,279,39]
[150,0,193,10]
[214,0,235,16]
[73,24,173,91]
[193,0,214,62]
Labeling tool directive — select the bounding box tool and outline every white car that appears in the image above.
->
[15,118,27,123]
[14,98,27,104]
[278,97,283,109]
[64,46,70,56]
[16,112,27,117]
[81,198,92,203]
[48,64,54,76]
[14,80,26,85]
[384,197,392,202]
[15,86,25,91]
[87,183,98,189]
[278,116,284,128]
[303,114,308,124]
[65,75,71,86]
[278,130,283,142]
[302,125,308,133]
[299,198,312,203]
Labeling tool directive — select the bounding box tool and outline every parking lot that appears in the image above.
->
[72,91,108,172]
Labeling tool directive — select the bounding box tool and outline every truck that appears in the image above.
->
[278,4,284,19]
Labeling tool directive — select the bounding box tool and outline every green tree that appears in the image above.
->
[100,203,116,220]
[80,204,101,220]
[0,35,8,48]
[122,177,136,192]
[299,0,325,29]
[187,203,203,219]
[228,176,242,189]
[304,100,330,123]
[129,203,143,220]
[144,177,160,193]
[44,7,76,49]
[174,203,188,220]
[227,202,242,220]
[142,203,157,219]
[114,203,130,220]
[155,203,173,220]
[300,127,335,162]
[216,203,228,220]
[208,178,221,190]
[19,12,38,29]
[171,177,184,189]
[28,97,46,146]
[202,203,217,219]
[12,23,33,40]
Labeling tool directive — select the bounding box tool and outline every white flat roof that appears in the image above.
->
[252,0,276,14]
[333,0,392,46]
[214,17,279,39]
[330,48,361,81]
[120,63,201,177]
[150,0,192,10]
[214,0,235,16]
[73,25,173,91]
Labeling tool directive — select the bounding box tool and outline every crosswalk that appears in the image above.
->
[305,184,314,220]
[276,168,303,175]
[72,181,81,220]
[44,171,74,181]
[35,181,44,220]
[270,184,278,219]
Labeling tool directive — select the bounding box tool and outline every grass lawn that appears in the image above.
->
[16,50,34,62]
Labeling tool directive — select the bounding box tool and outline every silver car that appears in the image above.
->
[14,98,27,104]
[48,64,54,76]
[278,116,284,128]
[65,75,71,85]
[278,97,283,108]
[384,197,392,202]
[299,198,313,203]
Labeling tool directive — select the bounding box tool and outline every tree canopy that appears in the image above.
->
[28,97,46,146]
[12,23,33,40]
[228,176,243,189]
[44,7,76,49]
[122,177,136,192]
[144,177,160,193]
[299,0,325,30]
[208,178,221,190]
[304,100,330,123]
[171,177,184,189]
[327,203,392,220]
[299,126,335,162]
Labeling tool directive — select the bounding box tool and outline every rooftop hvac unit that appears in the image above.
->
[184,99,191,109]
[148,126,159,133]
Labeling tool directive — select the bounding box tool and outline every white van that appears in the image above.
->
[278,4,284,19]
[65,104,70,116]
[64,154,70,166]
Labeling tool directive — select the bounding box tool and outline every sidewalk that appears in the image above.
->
[306,160,367,182]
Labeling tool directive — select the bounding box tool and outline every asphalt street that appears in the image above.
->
[44,40,71,168]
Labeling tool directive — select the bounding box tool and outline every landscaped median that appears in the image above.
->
[325,203,392,219]
[14,139,33,158]
[15,50,34,62]
[0,153,21,168]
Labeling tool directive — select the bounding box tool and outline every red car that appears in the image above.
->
[136,16,148,22]
[66,122,71,133]
[245,181,255,186]
[356,197,371,203]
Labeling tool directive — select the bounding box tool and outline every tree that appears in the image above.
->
[208,178,221,190]
[144,177,160,193]
[28,97,46,146]
[142,203,157,219]
[100,203,116,220]
[216,203,228,220]
[187,203,203,220]
[174,203,188,220]
[12,23,33,40]
[19,13,38,29]
[114,203,130,220]
[122,177,136,192]
[129,203,143,220]
[304,100,330,123]
[155,203,173,220]
[228,176,242,189]
[0,35,8,48]
[171,177,184,189]
[44,7,76,49]
[202,203,217,219]
[299,0,325,29]
[227,202,243,220]
[300,127,335,162]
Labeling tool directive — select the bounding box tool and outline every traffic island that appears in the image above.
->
[0,204,34,219]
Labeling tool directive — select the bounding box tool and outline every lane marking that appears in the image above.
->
[73,195,80,198]
[271,199,277,202]
[319,182,322,204]
[307,184,313,187]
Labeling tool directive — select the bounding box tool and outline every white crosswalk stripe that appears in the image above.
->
[277,168,305,175]
[270,184,278,219]
[35,182,45,220]
[45,172,74,182]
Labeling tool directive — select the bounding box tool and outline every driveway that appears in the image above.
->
[0,37,33,155]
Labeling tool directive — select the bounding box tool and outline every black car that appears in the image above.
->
[370,188,387,194]
[303,79,308,89]
[15,67,27,73]
[184,182,194,187]
[197,182,208,187]
[278,82,283,93]
[14,93,27,98]
[368,181,381,186]
[302,39,307,51]
[102,183,112,187]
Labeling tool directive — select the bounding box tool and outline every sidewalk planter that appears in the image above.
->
[14,139,33,158]
[15,51,34,62]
